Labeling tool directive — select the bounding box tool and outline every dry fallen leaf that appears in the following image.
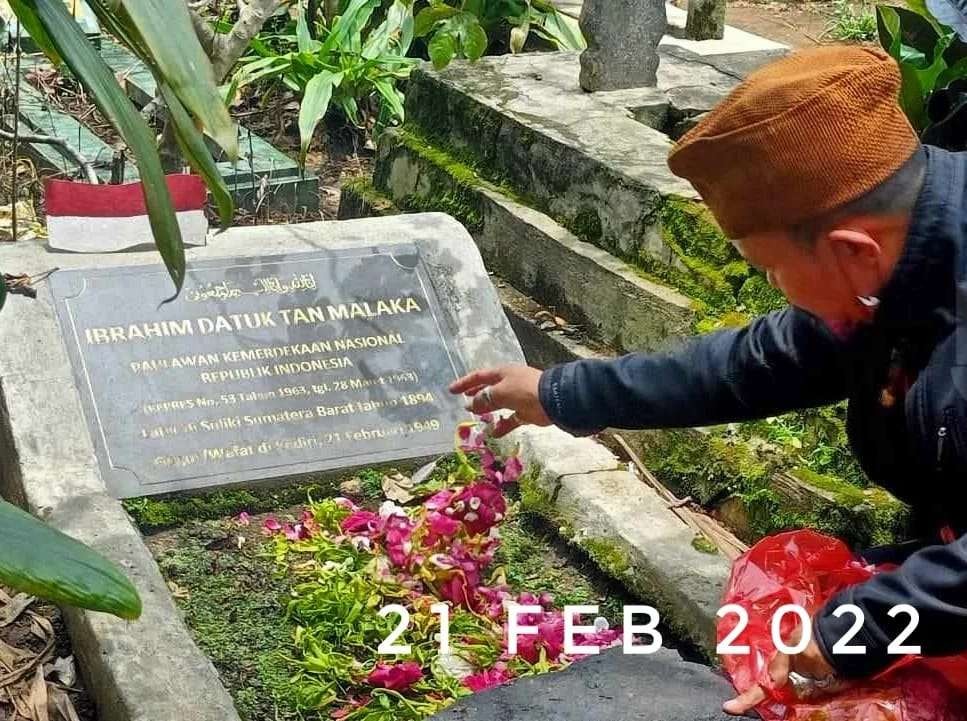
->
[29,665,49,721]
[167,581,190,601]
[0,594,35,628]
[0,638,29,672]
[382,472,416,504]
[47,657,75,689]
[48,686,81,721]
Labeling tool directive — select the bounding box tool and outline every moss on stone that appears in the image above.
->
[339,177,399,217]
[659,197,736,267]
[738,274,787,316]
[691,535,719,555]
[566,207,604,244]
[634,427,907,548]
[124,480,339,533]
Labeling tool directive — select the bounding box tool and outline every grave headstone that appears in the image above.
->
[48,244,473,498]
[686,0,727,41]
[579,0,666,92]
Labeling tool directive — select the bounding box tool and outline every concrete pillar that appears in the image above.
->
[579,0,665,92]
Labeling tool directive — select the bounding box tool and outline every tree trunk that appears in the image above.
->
[685,0,726,41]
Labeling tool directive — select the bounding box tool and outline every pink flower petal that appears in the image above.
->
[366,661,423,692]
[262,518,282,534]
[236,511,251,526]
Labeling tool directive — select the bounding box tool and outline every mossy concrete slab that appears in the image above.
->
[405,50,735,261]
[371,128,696,354]
[496,425,731,655]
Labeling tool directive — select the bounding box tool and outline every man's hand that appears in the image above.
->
[449,366,552,438]
[724,621,840,715]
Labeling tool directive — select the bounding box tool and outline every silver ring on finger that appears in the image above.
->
[480,386,494,410]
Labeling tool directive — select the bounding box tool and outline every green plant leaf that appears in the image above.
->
[414,4,459,36]
[938,54,967,85]
[33,0,186,293]
[297,0,321,53]
[428,30,456,68]
[90,0,239,160]
[895,5,944,57]
[531,7,586,50]
[298,70,343,163]
[462,20,488,60]
[373,76,404,124]
[159,83,233,230]
[0,499,141,620]
[0,274,6,312]
[878,5,902,56]
[320,0,380,55]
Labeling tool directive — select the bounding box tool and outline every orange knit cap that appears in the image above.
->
[667,46,920,239]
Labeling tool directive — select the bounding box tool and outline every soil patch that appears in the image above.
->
[0,590,97,721]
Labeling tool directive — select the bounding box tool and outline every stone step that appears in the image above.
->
[401,50,772,317]
[337,181,909,556]
[429,647,735,721]
[368,127,698,355]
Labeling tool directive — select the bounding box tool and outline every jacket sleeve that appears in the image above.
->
[815,326,967,678]
[538,306,852,435]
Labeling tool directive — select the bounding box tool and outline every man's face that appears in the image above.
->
[733,230,862,328]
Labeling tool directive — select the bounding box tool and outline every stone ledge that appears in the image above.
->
[496,425,730,656]
[368,131,698,354]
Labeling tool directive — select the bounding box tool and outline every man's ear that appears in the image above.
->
[823,227,883,292]
[824,227,881,266]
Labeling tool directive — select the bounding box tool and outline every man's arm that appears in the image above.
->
[815,535,967,678]
[539,306,852,434]
[815,327,967,677]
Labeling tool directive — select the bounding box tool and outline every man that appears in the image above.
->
[449,46,967,714]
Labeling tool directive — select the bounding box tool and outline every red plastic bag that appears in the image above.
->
[719,530,967,721]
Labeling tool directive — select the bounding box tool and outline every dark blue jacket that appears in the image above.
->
[538,146,967,679]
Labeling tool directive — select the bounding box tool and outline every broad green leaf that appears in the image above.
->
[414,4,459,36]
[938,55,967,85]
[428,30,456,68]
[0,499,141,620]
[532,8,586,50]
[8,0,60,63]
[878,5,902,57]
[93,0,238,159]
[894,6,944,57]
[363,0,414,58]
[159,83,233,230]
[33,0,186,292]
[907,0,947,31]
[298,70,343,163]
[462,19,488,60]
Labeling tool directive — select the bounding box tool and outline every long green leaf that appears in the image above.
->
[320,0,380,55]
[32,0,186,293]
[98,0,238,159]
[298,70,343,163]
[0,275,6,312]
[0,499,141,620]
[159,83,234,230]
[8,0,60,62]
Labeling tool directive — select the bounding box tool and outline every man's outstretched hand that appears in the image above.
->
[723,621,840,716]
[449,365,552,438]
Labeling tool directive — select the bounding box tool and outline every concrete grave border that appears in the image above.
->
[0,214,729,719]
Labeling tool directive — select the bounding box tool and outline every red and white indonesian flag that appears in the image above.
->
[45,175,209,253]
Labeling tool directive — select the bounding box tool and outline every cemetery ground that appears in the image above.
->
[0,2,904,721]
